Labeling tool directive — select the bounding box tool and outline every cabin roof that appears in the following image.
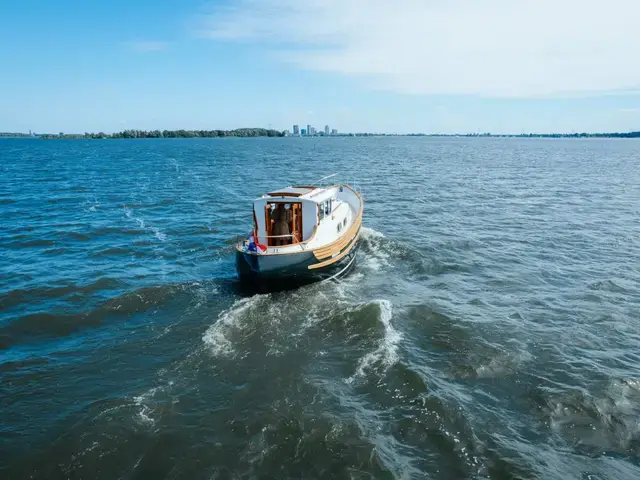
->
[260,184,339,204]
[265,186,316,197]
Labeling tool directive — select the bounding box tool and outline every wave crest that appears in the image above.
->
[348,299,401,383]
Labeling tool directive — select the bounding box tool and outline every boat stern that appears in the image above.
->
[234,246,316,281]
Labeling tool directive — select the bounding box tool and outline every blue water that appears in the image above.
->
[1,137,640,479]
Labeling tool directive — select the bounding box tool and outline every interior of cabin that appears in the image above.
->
[263,202,303,246]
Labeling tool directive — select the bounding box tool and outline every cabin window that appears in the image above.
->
[265,202,302,247]
[323,199,332,216]
[319,200,332,220]
[343,218,347,227]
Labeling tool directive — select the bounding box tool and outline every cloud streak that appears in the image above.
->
[200,0,640,98]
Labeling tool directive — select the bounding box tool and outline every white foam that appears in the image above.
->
[202,296,262,357]
[301,311,322,330]
[361,226,385,239]
[333,272,365,300]
[152,227,167,242]
[131,214,167,242]
[133,386,159,425]
[137,406,154,425]
[348,299,401,383]
[359,227,390,271]
[189,282,218,310]
[362,255,386,272]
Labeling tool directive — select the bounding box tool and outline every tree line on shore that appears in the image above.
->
[7,129,640,139]
[38,128,285,139]
[452,132,640,138]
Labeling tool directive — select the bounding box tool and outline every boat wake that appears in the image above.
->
[202,226,407,365]
[202,295,265,358]
[358,227,391,271]
[133,387,161,426]
[347,299,402,383]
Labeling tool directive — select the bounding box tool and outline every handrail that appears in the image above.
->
[311,172,338,186]
[235,232,310,250]
[235,231,296,240]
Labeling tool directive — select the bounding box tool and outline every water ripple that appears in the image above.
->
[1,137,640,478]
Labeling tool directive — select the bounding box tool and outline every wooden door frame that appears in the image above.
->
[264,201,302,246]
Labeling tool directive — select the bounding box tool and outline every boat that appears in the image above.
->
[235,179,363,285]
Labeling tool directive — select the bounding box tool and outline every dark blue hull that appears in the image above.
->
[235,240,359,289]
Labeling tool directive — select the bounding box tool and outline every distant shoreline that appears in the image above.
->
[34,128,286,139]
[2,130,640,139]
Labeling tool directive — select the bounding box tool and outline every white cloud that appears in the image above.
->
[200,0,640,98]
[126,41,169,53]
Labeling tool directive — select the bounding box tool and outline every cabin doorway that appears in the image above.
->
[265,202,302,246]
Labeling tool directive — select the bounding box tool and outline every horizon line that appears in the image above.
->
[2,128,640,138]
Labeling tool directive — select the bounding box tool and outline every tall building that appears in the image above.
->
[301,128,307,135]
[331,129,338,135]
[293,124,300,135]
[325,125,330,136]
[307,124,312,136]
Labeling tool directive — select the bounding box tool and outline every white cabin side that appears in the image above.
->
[307,185,361,249]
[252,197,268,243]
[301,200,317,240]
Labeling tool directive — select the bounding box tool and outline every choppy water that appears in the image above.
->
[1,137,640,479]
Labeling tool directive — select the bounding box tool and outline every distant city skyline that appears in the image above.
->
[290,123,337,136]
[284,123,338,136]
[1,1,640,134]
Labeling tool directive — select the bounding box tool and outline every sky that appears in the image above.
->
[1,0,640,134]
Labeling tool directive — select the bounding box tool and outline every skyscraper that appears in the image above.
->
[325,125,330,135]
[293,124,300,135]
[307,124,312,136]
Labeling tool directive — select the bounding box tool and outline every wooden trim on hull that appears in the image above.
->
[308,228,360,269]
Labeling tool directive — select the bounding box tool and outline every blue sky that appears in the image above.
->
[1,0,640,134]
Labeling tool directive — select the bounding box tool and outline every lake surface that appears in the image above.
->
[1,137,639,479]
